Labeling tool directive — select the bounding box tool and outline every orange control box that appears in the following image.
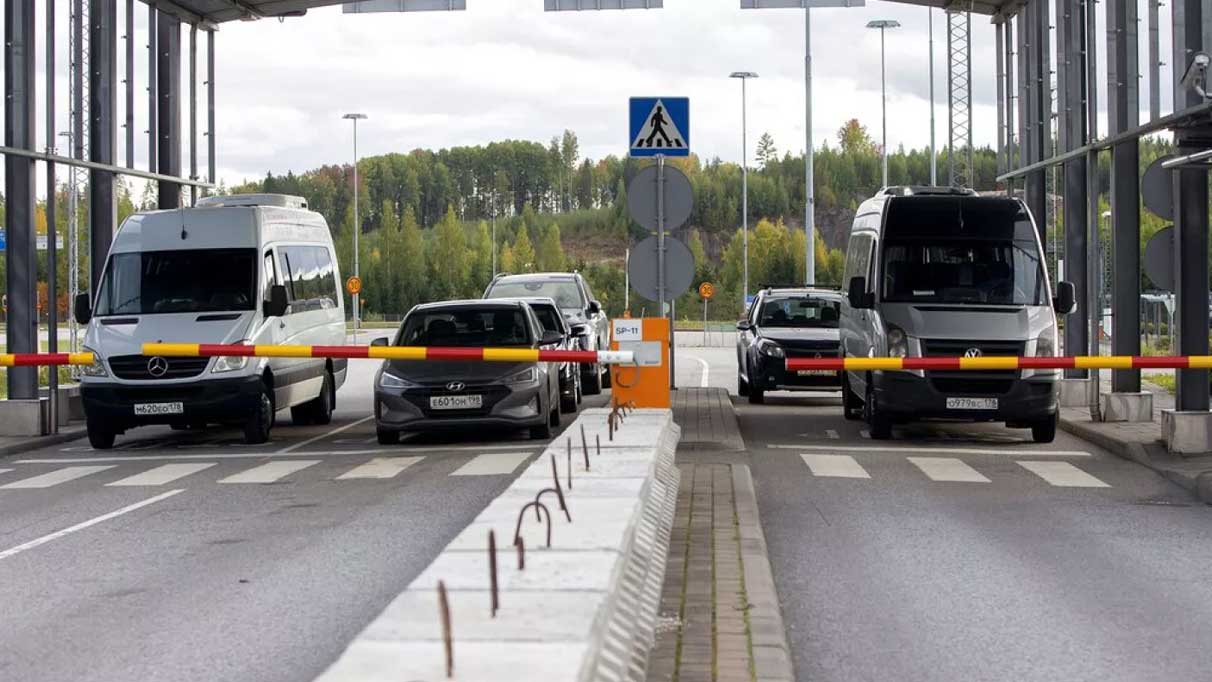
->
[609,317,670,409]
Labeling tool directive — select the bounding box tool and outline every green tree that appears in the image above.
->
[471,220,494,290]
[398,206,428,311]
[537,223,566,272]
[838,119,875,156]
[756,132,778,169]
[513,227,536,273]
[430,207,469,298]
[500,243,516,274]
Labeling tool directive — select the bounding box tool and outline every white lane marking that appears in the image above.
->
[0,489,184,561]
[825,429,840,440]
[859,430,871,439]
[800,454,870,479]
[334,437,378,445]
[0,465,115,489]
[907,457,990,483]
[686,355,710,388]
[0,468,11,475]
[768,444,1093,457]
[21,444,539,465]
[1018,461,1110,488]
[451,452,533,476]
[218,460,319,484]
[337,457,423,480]
[105,463,217,487]
[276,415,375,454]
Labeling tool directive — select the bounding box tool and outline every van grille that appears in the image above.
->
[921,339,1024,357]
[109,355,210,381]
[922,339,1024,394]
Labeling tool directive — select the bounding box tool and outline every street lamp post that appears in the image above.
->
[867,20,900,188]
[730,71,758,311]
[928,9,937,185]
[342,113,368,342]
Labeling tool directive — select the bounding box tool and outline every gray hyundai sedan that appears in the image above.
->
[372,299,563,444]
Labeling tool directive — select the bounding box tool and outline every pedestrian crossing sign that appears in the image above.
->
[630,97,689,157]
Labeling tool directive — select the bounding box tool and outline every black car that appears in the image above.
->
[493,296,582,414]
[736,287,843,404]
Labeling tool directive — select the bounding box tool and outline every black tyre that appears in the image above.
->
[865,381,892,440]
[842,373,862,421]
[601,364,612,389]
[737,362,750,397]
[575,375,583,405]
[583,365,603,396]
[376,427,398,445]
[745,360,764,404]
[561,388,578,414]
[87,421,116,450]
[244,384,274,445]
[1031,413,1058,443]
[293,370,334,426]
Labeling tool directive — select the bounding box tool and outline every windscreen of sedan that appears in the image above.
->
[95,248,257,316]
[397,309,532,347]
[757,297,841,328]
[487,280,585,311]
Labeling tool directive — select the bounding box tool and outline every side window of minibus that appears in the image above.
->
[263,251,278,302]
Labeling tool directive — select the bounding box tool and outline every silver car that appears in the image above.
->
[372,300,563,444]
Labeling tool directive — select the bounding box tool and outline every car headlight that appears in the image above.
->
[378,370,416,389]
[1036,326,1057,357]
[212,343,252,374]
[886,324,908,358]
[757,339,785,358]
[505,367,537,384]
[80,346,108,377]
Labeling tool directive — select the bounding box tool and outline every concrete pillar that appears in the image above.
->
[5,0,38,400]
[90,0,118,292]
[157,13,181,208]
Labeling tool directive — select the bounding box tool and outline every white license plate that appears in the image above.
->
[134,402,184,416]
[429,394,483,410]
[946,397,998,410]
[797,370,835,377]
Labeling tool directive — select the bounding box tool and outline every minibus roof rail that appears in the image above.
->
[195,194,309,209]
[879,186,979,197]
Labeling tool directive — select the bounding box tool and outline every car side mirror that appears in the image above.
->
[847,276,873,309]
[539,330,564,346]
[74,293,92,325]
[263,284,289,318]
[570,323,591,337]
[1053,280,1076,314]
[587,300,602,315]
[370,337,389,347]
[736,320,752,331]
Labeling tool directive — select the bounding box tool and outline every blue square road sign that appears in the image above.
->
[629,97,689,157]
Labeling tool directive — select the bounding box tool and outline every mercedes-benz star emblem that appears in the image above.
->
[147,356,170,377]
[963,347,983,358]
[446,381,466,392]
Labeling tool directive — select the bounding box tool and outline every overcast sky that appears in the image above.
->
[212,0,1007,186]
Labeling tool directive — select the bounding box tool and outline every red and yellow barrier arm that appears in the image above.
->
[786,356,1212,372]
[0,352,95,367]
[142,343,635,365]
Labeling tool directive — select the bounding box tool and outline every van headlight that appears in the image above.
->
[80,346,108,377]
[886,324,909,358]
[212,342,251,373]
[757,339,785,358]
[1035,326,1057,357]
[505,367,537,384]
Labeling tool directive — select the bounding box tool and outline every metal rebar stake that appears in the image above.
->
[488,530,499,617]
[437,580,453,679]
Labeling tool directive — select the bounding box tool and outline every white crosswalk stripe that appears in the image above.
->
[337,457,423,480]
[1018,461,1110,488]
[106,463,217,487]
[218,460,320,484]
[907,457,990,483]
[450,452,532,476]
[0,465,115,489]
[801,454,870,479]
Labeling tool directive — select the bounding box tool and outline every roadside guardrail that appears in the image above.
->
[787,355,1212,371]
[142,343,635,365]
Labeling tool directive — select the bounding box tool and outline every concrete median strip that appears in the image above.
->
[316,408,681,682]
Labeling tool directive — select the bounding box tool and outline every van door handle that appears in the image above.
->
[278,321,286,330]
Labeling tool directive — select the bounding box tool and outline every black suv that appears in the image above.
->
[736,287,843,404]
[483,272,611,395]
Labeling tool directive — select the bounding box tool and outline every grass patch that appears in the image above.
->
[1146,373,1176,393]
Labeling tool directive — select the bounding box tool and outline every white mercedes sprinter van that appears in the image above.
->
[840,187,1075,443]
[75,194,347,449]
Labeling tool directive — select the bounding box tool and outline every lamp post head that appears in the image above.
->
[342,113,368,120]
[866,19,901,29]
[729,71,759,80]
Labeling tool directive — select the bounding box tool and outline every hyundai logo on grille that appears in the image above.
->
[963,347,983,358]
[147,356,170,377]
[446,381,466,392]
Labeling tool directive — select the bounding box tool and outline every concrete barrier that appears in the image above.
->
[317,408,681,682]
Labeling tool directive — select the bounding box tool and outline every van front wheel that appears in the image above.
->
[293,370,334,426]
[1031,413,1057,443]
[87,420,116,450]
[842,373,862,421]
[244,386,274,445]
[865,382,893,440]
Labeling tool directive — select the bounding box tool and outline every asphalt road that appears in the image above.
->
[0,353,607,681]
[701,346,1212,681]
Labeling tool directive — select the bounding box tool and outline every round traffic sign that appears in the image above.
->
[698,282,715,300]
[1143,225,1175,291]
[345,275,363,296]
[1142,155,1177,221]
[627,165,694,232]
[627,235,696,303]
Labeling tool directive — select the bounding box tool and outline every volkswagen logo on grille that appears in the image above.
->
[963,347,983,358]
[814,352,822,359]
[446,381,466,392]
[147,356,170,378]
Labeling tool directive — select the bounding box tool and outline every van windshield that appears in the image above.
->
[95,248,258,316]
[880,199,1047,306]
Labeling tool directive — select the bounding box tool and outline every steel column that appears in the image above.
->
[5,0,38,400]
[189,25,198,206]
[1004,17,1016,184]
[1172,0,1209,410]
[148,6,158,173]
[1016,11,1028,194]
[1147,0,1160,120]
[90,0,118,293]
[1084,0,1101,413]
[125,0,134,167]
[1024,0,1049,244]
[157,14,182,208]
[47,0,59,432]
[72,0,85,160]
[1060,0,1088,371]
[995,19,1006,176]
[1108,0,1141,392]
[207,30,215,188]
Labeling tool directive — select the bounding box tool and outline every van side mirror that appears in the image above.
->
[74,293,92,325]
[539,330,564,347]
[1053,280,1076,314]
[263,284,289,318]
[847,276,873,309]
[370,337,389,347]
[736,320,752,331]
[587,300,602,315]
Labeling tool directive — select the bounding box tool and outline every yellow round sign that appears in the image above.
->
[345,276,363,296]
[698,282,715,301]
